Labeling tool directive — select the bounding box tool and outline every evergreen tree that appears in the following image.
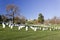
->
[38,13,44,24]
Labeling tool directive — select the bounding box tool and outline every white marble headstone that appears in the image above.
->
[30,26,34,30]
[6,23,8,25]
[9,24,11,27]
[34,27,37,31]
[18,26,21,30]
[26,26,28,31]
[50,28,51,31]
[2,22,5,28]
[10,24,13,29]
[39,27,41,30]
[42,28,45,31]
[18,25,25,30]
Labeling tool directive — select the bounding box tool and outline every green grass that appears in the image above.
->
[0,25,60,40]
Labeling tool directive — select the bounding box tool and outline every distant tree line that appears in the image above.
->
[0,4,45,24]
[44,16,60,24]
[0,14,26,24]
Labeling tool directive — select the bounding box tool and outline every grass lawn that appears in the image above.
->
[0,25,60,40]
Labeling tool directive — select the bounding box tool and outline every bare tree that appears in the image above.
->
[14,15,26,24]
[6,4,20,24]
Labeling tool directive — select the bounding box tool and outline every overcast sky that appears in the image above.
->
[0,0,60,20]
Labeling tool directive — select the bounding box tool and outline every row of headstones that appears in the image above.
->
[30,26,52,31]
[2,22,29,31]
[2,22,60,31]
[30,26,60,31]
